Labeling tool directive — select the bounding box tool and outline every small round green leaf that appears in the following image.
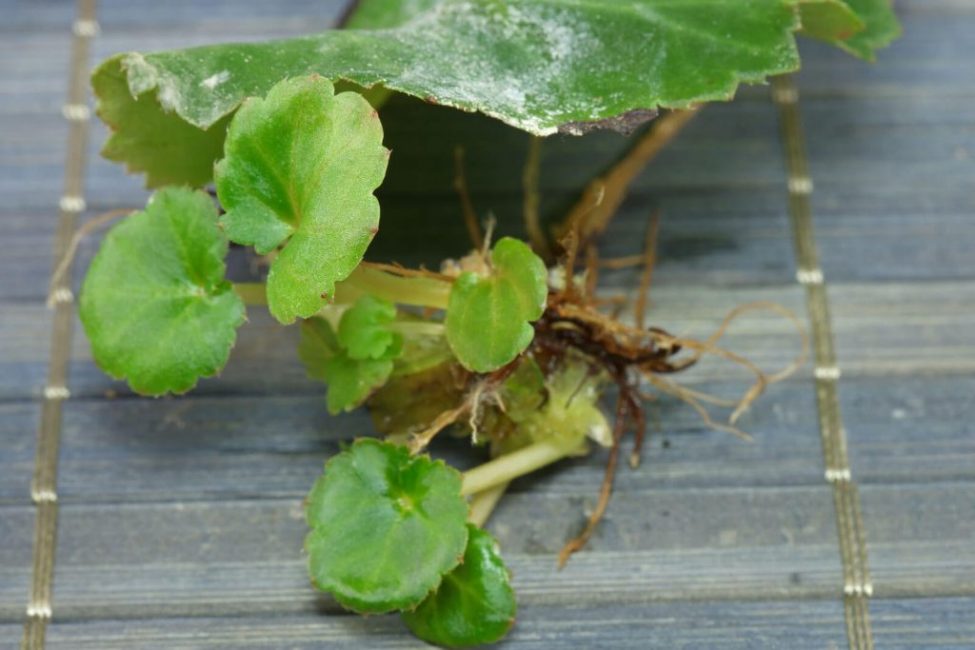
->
[446,237,547,373]
[215,75,389,324]
[338,295,401,360]
[79,187,245,395]
[402,524,517,648]
[305,439,470,613]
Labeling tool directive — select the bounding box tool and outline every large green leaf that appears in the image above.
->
[402,524,516,648]
[93,0,805,185]
[215,76,389,324]
[446,237,547,373]
[305,439,469,613]
[79,187,245,395]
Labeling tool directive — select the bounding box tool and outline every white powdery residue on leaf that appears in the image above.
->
[200,70,231,90]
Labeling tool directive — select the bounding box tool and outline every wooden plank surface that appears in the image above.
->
[1,0,974,647]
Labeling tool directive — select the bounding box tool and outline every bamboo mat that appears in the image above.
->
[1,0,974,647]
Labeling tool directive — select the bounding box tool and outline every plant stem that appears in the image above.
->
[460,437,585,497]
[388,321,445,337]
[335,266,451,309]
[467,482,508,528]
[233,282,267,305]
[522,135,551,261]
[556,107,699,243]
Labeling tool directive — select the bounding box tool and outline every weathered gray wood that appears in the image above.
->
[5,280,975,402]
[45,600,851,649]
[840,375,975,485]
[871,597,975,649]
[860,483,975,597]
[34,380,819,502]
[0,505,34,620]
[26,488,836,620]
[41,600,845,649]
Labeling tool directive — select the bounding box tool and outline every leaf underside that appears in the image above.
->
[402,524,517,648]
[94,0,809,186]
[215,76,388,324]
[79,187,245,395]
[305,439,469,614]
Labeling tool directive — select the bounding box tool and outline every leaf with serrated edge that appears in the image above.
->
[402,524,516,648]
[338,295,401,360]
[215,76,389,324]
[92,59,231,188]
[79,187,245,395]
[305,439,469,613]
[92,1,812,184]
[446,237,547,373]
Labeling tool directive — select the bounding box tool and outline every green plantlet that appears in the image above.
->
[215,75,388,323]
[79,187,245,395]
[446,237,548,373]
[305,439,470,613]
[76,2,899,646]
[298,296,406,414]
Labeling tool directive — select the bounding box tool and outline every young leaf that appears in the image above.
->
[799,0,865,44]
[92,1,811,184]
[215,76,389,324]
[446,237,547,373]
[837,0,901,61]
[337,295,401,360]
[519,360,613,449]
[298,298,404,414]
[297,316,340,382]
[402,524,516,648]
[79,187,245,395]
[322,353,394,415]
[305,439,469,614]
